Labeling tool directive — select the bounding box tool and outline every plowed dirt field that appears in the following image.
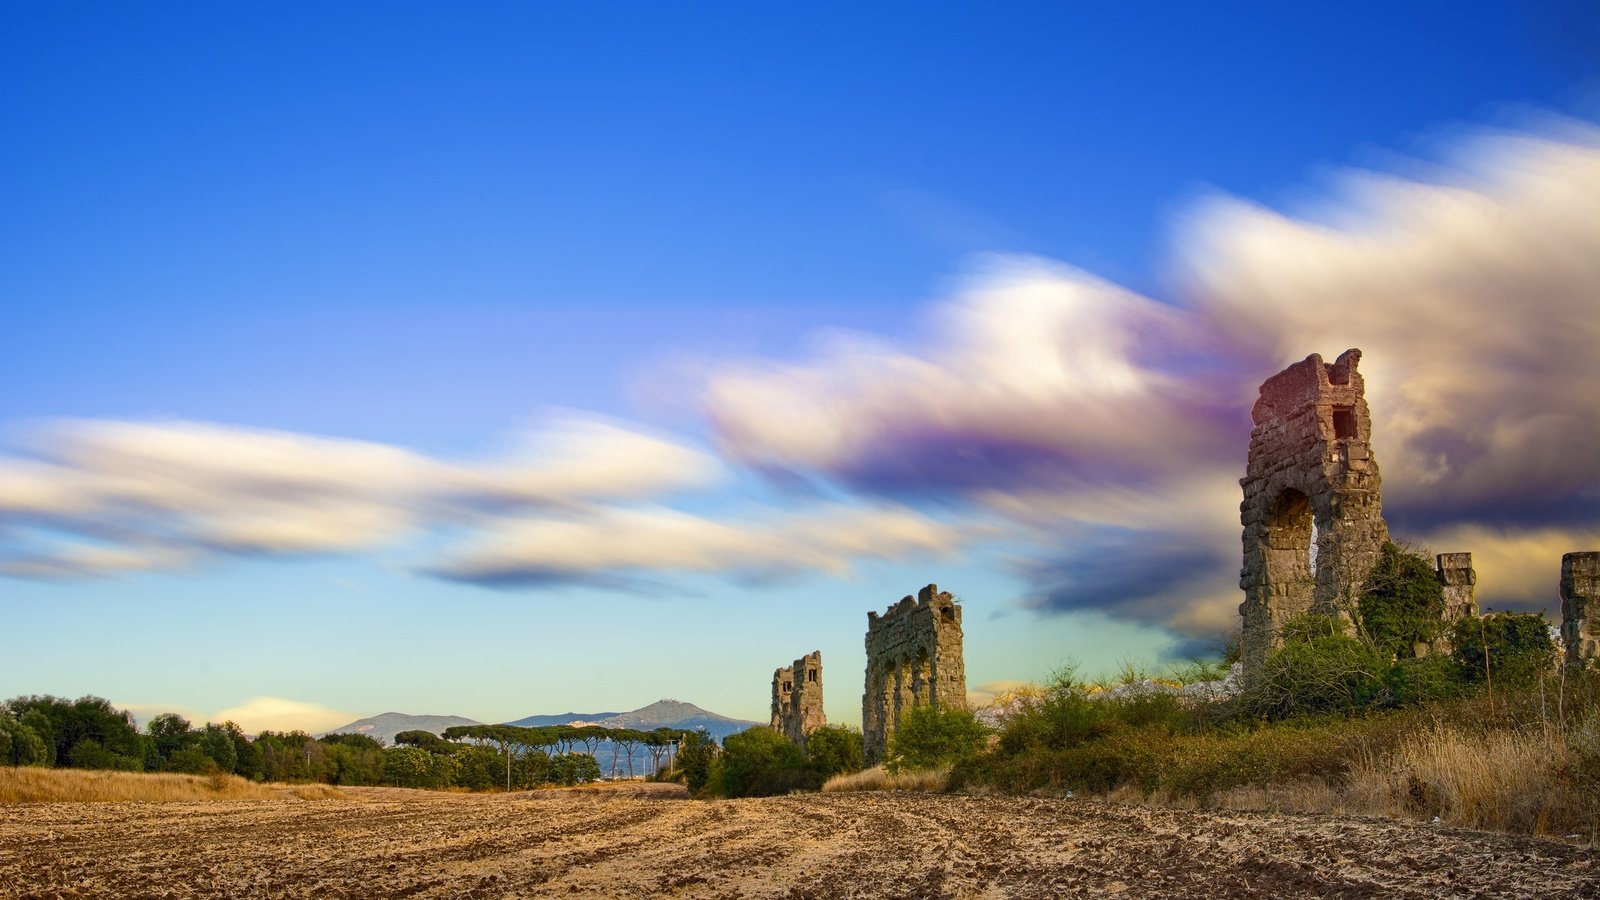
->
[1,783,1594,899]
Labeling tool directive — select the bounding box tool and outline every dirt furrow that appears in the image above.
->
[2,786,1594,899]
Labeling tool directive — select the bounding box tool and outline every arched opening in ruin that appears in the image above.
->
[1266,488,1316,619]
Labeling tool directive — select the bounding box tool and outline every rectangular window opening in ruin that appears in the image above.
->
[1332,406,1356,439]
[783,681,792,692]
[808,670,817,682]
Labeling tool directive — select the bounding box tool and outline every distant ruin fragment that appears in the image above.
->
[1427,552,1479,655]
[771,651,825,744]
[1239,350,1389,678]
[1561,552,1600,668]
[863,584,966,764]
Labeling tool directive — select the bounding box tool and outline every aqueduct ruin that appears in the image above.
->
[862,584,966,764]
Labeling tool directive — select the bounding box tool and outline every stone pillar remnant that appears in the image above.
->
[770,651,825,744]
[1561,552,1600,668]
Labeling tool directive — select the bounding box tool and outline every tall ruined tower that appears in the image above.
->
[770,651,825,744]
[1239,349,1388,678]
[862,584,966,764]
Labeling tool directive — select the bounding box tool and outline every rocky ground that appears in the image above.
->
[1,783,1594,899]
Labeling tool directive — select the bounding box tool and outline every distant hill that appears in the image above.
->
[503,711,622,728]
[321,712,482,746]
[506,699,759,742]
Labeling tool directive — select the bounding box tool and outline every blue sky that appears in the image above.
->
[3,2,1597,732]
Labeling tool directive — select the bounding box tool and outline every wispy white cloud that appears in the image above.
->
[426,502,968,587]
[0,414,722,578]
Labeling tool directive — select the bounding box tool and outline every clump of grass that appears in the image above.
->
[821,765,950,793]
[1347,722,1595,837]
[0,767,345,804]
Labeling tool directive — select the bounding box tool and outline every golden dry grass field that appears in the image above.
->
[2,781,1597,899]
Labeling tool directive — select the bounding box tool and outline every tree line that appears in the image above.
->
[0,696,697,791]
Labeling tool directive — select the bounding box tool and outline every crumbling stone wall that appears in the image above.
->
[1423,552,1478,655]
[1561,552,1600,668]
[770,651,825,744]
[1239,349,1389,680]
[863,584,966,764]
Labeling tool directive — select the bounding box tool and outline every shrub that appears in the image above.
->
[716,727,808,797]
[550,752,601,785]
[888,706,987,773]
[1384,654,1464,707]
[1358,542,1446,657]
[1244,614,1388,719]
[1451,611,1556,689]
[804,725,863,781]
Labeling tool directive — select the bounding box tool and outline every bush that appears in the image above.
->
[550,752,601,785]
[1358,542,1446,657]
[804,725,863,781]
[1385,654,1464,707]
[888,706,987,773]
[1243,614,1388,719]
[1451,611,1556,689]
[716,727,808,797]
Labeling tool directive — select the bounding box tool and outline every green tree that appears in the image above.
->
[225,723,263,780]
[888,706,987,772]
[147,712,196,762]
[609,728,644,778]
[1358,542,1446,658]
[383,745,436,788]
[394,730,452,753]
[804,725,864,781]
[0,713,52,767]
[4,695,144,769]
[196,723,239,774]
[319,733,385,785]
[163,745,216,774]
[255,731,328,782]
[677,731,717,794]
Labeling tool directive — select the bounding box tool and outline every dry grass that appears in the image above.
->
[1089,722,1598,842]
[0,767,345,804]
[1344,724,1594,836]
[821,765,950,793]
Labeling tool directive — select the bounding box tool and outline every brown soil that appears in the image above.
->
[1,783,1594,899]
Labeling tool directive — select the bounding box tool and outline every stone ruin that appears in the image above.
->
[1429,552,1479,655]
[862,584,966,764]
[770,651,825,744]
[1239,349,1391,677]
[1562,552,1600,668]
[1236,349,1600,675]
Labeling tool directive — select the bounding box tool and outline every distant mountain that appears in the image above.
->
[322,712,482,746]
[503,711,622,728]
[506,699,759,742]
